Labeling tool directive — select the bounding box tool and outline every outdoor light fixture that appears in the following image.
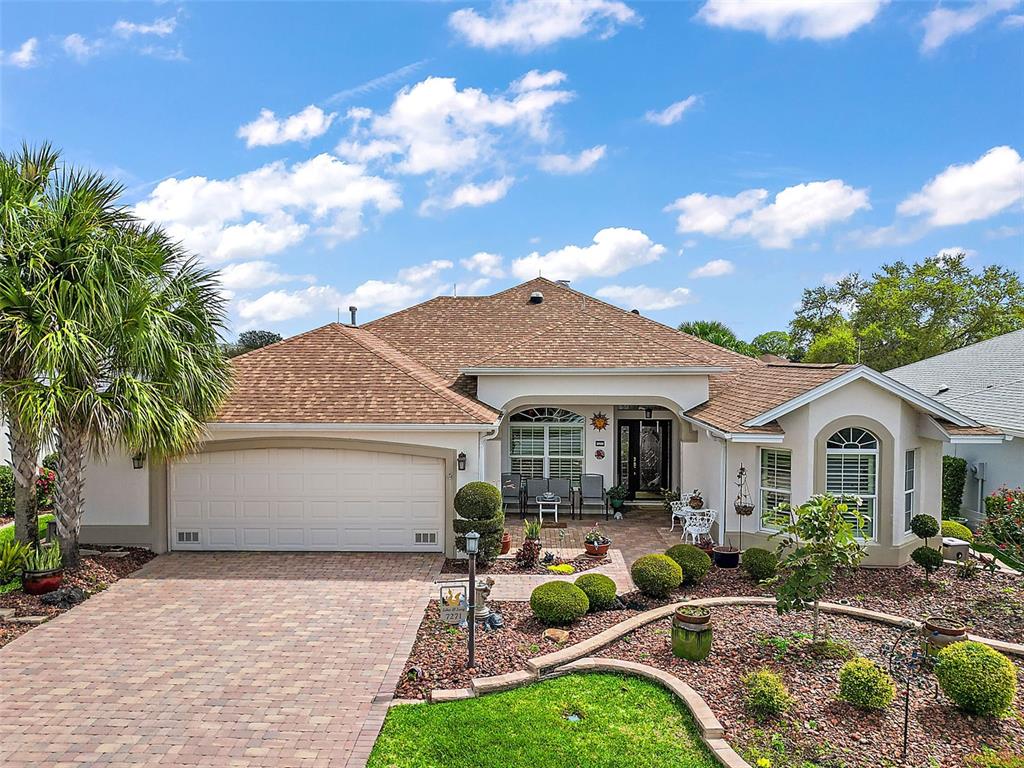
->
[457,451,467,471]
[644,407,653,420]
[131,453,146,470]
[464,530,481,669]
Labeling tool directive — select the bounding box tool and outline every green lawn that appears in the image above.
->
[368,673,718,768]
[0,514,54,546]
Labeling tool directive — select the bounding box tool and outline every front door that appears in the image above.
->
[617,419,672,500]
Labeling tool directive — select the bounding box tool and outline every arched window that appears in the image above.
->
[509,408,584,482]
[825,427,878,539]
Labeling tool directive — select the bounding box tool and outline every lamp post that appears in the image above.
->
[464,530,480,669]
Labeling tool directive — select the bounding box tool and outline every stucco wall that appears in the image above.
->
[475,373,710,413]
[948,439,1024,526]
[84,454,150,526]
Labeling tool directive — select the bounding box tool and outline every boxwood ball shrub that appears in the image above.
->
[911,545,945,580]
[530,581,589,625]
[910,513,940,541]
[742,668,794,720]
[630,554,683,598]
[838,657,896,710]
[741,548,779,582]
[935,640,1017,717]
[665,544,712,586]
[942,519,974,543]
[575,573,617,612]
[453,481,505,565]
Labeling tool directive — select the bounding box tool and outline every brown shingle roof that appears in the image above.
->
[932,420,1003,437]
[214,324,499,425]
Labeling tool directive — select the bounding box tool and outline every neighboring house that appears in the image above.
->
[77,278,1001,565]
[888,330,1023,526]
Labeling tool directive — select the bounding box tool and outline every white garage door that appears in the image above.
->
[169,447,444,552]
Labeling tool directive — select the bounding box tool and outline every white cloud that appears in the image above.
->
[238,105,338,148]
[237,277,430,327]
[218,260,315,292]
[644,95,700,126]
[113,17,177,37]
[135,153,401,262]
[921,0,1019,52]
[1005,14,1024,26]
[511,227,666,281]
[595,284,694,310]
[342,279,428,310]
[461,251,506,277]
[689,258,735,278]
[338,72,573,176]
[697,0,886,40]
[897,146,1024,226]
[937,246,978,260]
[986,224,1023,239]
[449,0,639,51]
[538,145,606,174]
[513,69,568,92]
[5,38,38,68]
[667,180,870,248]
[63,33,102,62]
[435,277,493,297]
[422,177,515,214]
[398,259,454,283]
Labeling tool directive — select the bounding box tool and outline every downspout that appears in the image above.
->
[480,420,502,483]
[705,429,729,546]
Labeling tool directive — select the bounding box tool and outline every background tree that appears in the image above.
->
[803,324,858,364]
[224,330,282,358]
[750,330,795,359]
[678,320,755,356]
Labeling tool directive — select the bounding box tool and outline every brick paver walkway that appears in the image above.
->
[0,552,442,768]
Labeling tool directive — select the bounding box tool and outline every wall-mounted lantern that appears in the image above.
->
[132,453,146,470]
[644,407,653,420]
[457,451,467,471]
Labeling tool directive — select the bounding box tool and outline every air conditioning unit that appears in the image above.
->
[972,462,986,480]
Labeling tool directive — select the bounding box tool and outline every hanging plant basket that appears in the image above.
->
[734,502,755,517]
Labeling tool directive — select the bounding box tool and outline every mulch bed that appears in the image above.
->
[441,554,609,576]
[0,546,155,649]
[595,605,1024,768]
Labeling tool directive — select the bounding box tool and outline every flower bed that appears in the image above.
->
[594,605,1024,768]
[441,553,609,576]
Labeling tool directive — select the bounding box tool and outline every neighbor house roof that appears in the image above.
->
[214,324,500,425]
[887,330,1024,436]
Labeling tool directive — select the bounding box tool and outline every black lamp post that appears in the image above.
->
[464,530,480,669]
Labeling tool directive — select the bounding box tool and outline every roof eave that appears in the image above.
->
[208,421,502,432]
[677,412,786,443]
[461,366,731,376]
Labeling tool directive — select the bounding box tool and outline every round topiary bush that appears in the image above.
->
[911,545,944,580]
[454,482,502,521]
[942,519,974,543]
[453,481,505,565]
[742,668,794,720]
[935,640,1017,717]
[630,554,683,598]
[838,657,896,710]
[575,573,617,611]
[910,513,940,540]
[530,580,589,625]
[665,544,712,586]
[741,547,779,582]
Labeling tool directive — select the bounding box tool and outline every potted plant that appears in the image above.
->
[515,519,542,567]
[672,605,713,661]
[712,542,740,569]
[688,489,704,510]
[608,485,628,511]
[22,541,63,595]
[584,526,611,557]
[500,530,513,555]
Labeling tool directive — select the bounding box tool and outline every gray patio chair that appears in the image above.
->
[500,473,523,518]
[523,478,549,517]
[548,478,571,515]
[578,474,608,520]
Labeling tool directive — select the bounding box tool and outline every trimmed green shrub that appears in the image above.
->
[665,544,712,586]
[530,581,589,625]
[935,640,1017,717]
[453,481,505,565]
[630,554,683,598]
[0,466,13,518]
[742,669,794,720]
[0,540,32,584]
[838,657,896,710]
[42,452,59,475]
[942,455,968,519]
[910,513,940,541]
[942,519,974,543]
[575,573,617,611]
[741,548,779,582]
[966,751,1024,768]
[911,545,944,581]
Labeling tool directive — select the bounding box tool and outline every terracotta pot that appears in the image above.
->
[584,541,610,557]
[500,532,512,555]
[674,606,711,625]
[689,498,704,509]
[924,616,968,636]
[22,568,63,595]
[712,546,740,569]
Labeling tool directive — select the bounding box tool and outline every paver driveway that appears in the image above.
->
[0,552,442,768]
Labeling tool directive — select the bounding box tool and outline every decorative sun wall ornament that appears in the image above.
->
[590,412,609,431]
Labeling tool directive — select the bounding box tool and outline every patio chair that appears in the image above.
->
[578,474,609,519]
[682,509,717,545]
[500,473,523,518]
[548,478,571,509]
[669,500,689,531]
[523,478,549,517]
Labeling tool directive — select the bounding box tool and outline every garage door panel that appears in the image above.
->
[170,447,445,552]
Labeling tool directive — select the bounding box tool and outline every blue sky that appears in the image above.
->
[2,1,1022,341]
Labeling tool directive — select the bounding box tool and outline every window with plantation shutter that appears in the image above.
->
[825,427,878,539]
[509,409,584,483]
[759,448,792,531]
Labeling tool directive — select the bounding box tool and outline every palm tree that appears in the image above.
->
[678,319,754,356]
[0,143,61,545]
[4,158,232,566]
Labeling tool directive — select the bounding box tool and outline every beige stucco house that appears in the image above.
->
[67,278,1002,565]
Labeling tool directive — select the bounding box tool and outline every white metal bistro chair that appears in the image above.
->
[682,509,717,545]
[669,500,689,532]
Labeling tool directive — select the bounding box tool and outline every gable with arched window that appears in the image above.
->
[825,426,878,539]
[509,408,584,482]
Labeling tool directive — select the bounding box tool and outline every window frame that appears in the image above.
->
[508,409,585,482]
[903,448,917,538]
[758,447,793,532]
[824,427,879,541]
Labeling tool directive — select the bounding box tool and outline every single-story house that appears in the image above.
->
[888,330,1022,526]
[40,278,1001,566]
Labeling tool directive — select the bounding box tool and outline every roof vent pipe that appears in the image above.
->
[349,306,358,326]
[556,279,571,286]
[529,291,544,304]
[630,309,640,315]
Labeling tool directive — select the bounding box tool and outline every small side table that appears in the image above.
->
[536,493,561,525]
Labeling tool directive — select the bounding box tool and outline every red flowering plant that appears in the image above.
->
[977,487,1024,563]
[35,467,57,511]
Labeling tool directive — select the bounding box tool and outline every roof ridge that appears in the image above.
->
[363,295,451,329]
[227,323,335,362]
[576,305,726,367]
[336,324,497,423]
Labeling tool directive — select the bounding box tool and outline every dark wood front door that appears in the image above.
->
[617,419,672,500]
